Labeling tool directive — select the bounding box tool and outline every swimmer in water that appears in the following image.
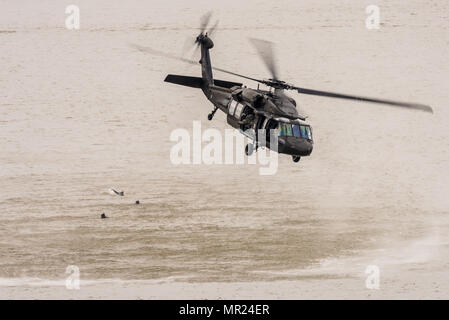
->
[109,188,124,196]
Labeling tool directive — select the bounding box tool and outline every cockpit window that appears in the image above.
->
[292,124,300,137]
[300,125,306,138]
[279,123,313,140]
[305,126,312,140]
[278,124,293,136]
[277,125,282,136]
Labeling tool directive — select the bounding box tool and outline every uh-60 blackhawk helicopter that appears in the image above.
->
[133,14,433,163]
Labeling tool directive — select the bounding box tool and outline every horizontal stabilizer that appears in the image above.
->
[164,74,242,89]
[164,75,203,88]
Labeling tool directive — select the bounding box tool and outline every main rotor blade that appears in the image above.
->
[130,43,263,83]
[200,11,212,34]
[212,66,264,83]
[130,44,198,66]
[249,38,279,80]
[292,86,433,113]
[208,20,219,36]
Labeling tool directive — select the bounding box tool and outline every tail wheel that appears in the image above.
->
[292,156,301,163]
[245,144,254,156]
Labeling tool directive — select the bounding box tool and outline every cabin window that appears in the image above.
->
[228,100,238,116]
[234,104,244,118]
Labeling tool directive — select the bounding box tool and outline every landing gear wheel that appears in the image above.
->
[292,156,301,163]
[245,144,254,156]
[208,106,218,121]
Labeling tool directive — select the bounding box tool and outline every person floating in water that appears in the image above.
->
[109,188,124,196]
[101,213,108,219]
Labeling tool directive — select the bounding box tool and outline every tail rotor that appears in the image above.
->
[183,12,219,57]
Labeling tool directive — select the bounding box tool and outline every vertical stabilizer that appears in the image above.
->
[196,34,214,89]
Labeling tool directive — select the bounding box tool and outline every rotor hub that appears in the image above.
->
[195,33,214,49]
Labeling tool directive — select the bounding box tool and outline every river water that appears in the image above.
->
[1,0,448,294]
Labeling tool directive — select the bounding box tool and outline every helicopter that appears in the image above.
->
[133,14,433,163]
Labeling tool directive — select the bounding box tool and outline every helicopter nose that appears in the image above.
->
[283,137,313,156]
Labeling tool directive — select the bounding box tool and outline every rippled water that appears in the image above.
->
[1,0,448,287]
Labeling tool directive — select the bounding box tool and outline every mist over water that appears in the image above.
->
[1,0,448,291]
